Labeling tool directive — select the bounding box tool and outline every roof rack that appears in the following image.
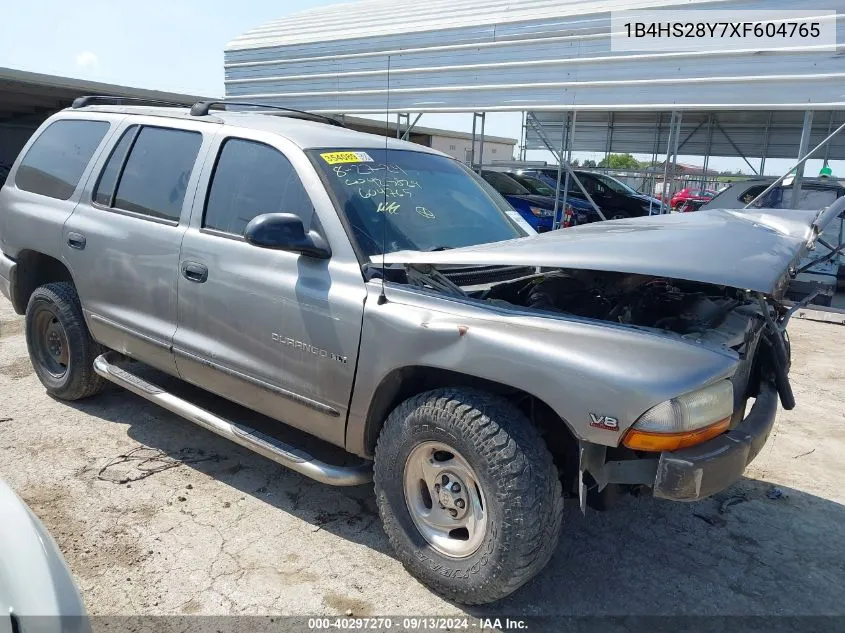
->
[189,100,346,128]
[72,95,191,109]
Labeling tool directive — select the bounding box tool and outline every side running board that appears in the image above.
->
[93,352,372,486]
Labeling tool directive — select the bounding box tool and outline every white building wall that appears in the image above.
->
[429,135,515,163]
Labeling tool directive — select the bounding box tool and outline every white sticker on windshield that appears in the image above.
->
[505,210,537,235]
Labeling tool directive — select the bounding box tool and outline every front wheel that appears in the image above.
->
[374,388,563,605]
[25,282,106,400]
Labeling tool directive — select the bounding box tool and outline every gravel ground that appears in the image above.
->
[1,295,844,618]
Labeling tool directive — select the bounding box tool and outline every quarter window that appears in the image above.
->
[93,126,138,206]
[93,126,202,221]
[203,138,315,236]
[15,119,109,200]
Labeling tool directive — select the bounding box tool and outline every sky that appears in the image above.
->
[1,0,838,178]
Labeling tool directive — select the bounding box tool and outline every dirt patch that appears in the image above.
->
[323,592,374,617]
[20,484,149,580]
[0,357,34,379]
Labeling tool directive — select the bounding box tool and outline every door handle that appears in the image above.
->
[67,232,86,250]
[181,261,209,283]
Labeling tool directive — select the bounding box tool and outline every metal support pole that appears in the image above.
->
[396,113,410,139]
[470,113,478,168]
[519,111,528,161]
[759,111,773,176]
[660,111,679,213]
[562,112,575,220]
[553,113,569,230]
[647,112,663,197]
[400,113,423,141]
[671,111,683,203]
[478,112,486,168]
[792,110,814,209]
[703,114,714,187]
[604,113,614,164]
[528,115,606,220]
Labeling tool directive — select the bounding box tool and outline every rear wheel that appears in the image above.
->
[25,282,106,400]
[374,388,563,605]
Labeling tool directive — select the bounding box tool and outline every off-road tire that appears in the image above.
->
[25,282,106,400]
[374,388,563,605]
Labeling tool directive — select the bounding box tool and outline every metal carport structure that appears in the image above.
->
[225,0,845,217]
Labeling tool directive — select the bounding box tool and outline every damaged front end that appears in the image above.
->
[389,262,793,506]
[371,201,845,507]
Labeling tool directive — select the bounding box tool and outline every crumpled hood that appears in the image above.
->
[378,202,845,295]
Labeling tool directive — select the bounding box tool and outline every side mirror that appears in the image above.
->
[244,213,331,259]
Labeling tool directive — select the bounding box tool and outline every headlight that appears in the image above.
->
[529,206,554,218]
[623,380,733,452]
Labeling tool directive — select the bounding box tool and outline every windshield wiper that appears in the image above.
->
[406,264,466,297]
[425,245,454,252]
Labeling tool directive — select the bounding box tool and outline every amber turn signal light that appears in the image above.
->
[622,417,731,452]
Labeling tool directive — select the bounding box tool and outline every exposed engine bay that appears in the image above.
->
[394,263,794,411]
[480,270,751,336]
[398,264,760,337]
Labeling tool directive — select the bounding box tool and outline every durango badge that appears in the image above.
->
[589,413,619,431]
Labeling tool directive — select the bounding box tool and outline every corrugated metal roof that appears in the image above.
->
[225,0,845,113]
[526,110,845,160]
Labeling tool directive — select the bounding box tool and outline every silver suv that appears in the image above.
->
[0,98,839,605]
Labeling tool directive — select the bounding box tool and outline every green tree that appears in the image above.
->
[570,159,580,167]
[597,153,640,169]
[581,159,597,168]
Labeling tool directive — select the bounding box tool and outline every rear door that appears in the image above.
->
[173,131,366,447]
[63,118,212,374]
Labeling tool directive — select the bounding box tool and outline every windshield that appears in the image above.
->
[590,173,638,195]
[510,174,555,196]
[310,149,526,256]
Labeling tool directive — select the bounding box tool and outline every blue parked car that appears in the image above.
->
[524,168,667,218]
[506,172,603,226]
[480,170,590,231]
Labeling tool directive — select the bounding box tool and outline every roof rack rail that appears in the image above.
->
[72,95,191,109]
[190,100,346,128]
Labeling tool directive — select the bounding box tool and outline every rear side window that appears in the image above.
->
[93,125,138,206]
[94,126,202,222]
[203,138,315,236]
[15,119,109,200]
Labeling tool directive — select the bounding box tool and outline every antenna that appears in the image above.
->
[377,55,392,306]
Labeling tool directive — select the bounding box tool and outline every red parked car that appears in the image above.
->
[670,187,716,210]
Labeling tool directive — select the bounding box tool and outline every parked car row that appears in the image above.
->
[479,168,668,231]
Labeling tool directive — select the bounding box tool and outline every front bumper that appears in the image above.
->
[653,381,778,502]
[0,252,14,304]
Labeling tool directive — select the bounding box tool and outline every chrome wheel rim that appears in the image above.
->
[403,441,488,558]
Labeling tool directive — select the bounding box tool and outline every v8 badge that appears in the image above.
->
[589,413,619,431]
